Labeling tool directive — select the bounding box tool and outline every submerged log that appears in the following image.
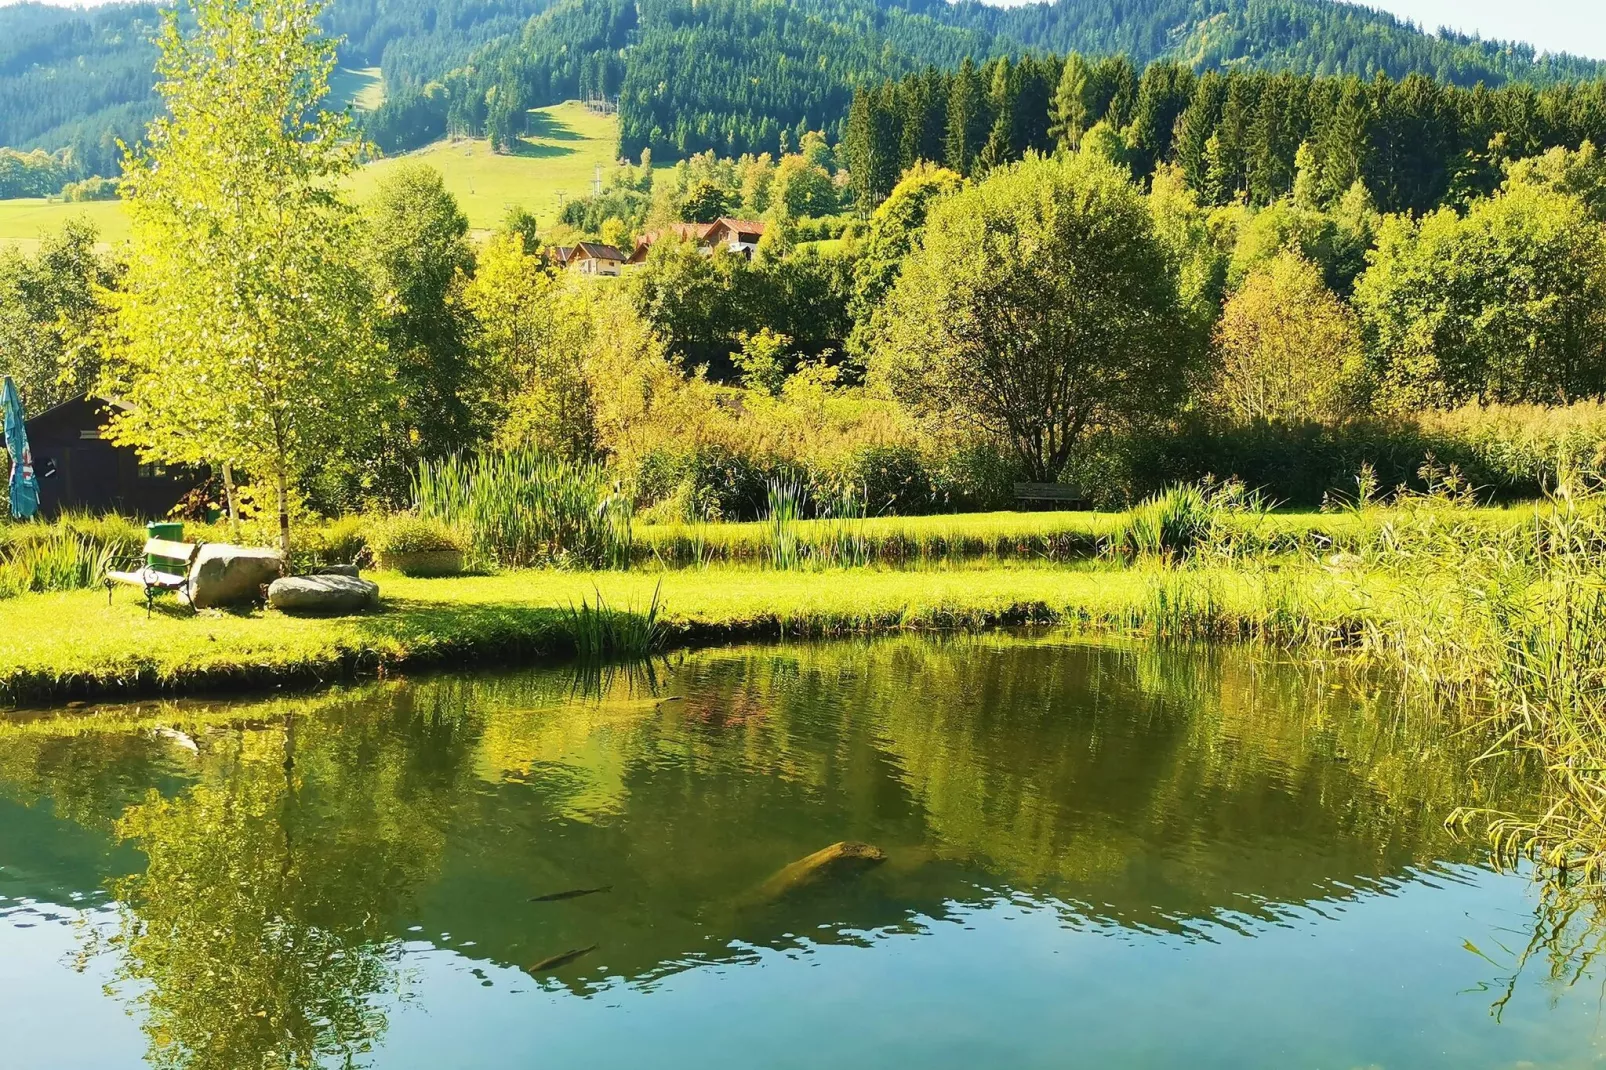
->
[750,841,887,904]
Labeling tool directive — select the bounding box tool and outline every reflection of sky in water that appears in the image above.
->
[10,867,1606,1070]
[0,637,1601,1067]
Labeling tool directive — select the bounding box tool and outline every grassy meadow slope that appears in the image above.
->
[350,101,625,232]
[0,198,131,249]
[0,81,621,249]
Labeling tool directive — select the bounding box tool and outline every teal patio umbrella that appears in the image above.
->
[2,377,39,520]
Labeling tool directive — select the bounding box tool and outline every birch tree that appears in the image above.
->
[100,0,389,554]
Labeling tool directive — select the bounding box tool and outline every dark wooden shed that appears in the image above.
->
[7,395,200,518]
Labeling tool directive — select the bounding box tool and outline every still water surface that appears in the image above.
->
[1,635,1602,1068]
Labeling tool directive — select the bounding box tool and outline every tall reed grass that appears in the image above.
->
[1133,474,1606,895]
[415,452,633,570]
[0,513,143,599]
[755,477,877,570]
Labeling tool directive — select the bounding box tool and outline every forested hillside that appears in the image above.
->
[0,2,165,178]
[957,0,1606,84]
[5,0,1606,185]
[0,0,553,180]
[371,0,1606,161]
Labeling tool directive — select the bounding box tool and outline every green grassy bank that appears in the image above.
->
[632,504,1533,567]
[4,561,1395,707]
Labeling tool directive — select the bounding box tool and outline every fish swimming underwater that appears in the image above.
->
[529,885,612,903]
[526,944,599,974]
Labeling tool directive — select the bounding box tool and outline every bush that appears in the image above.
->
[929,442,1025,513]
[635,445,775,522]
[298,515,372,567]
[369,515,463,557]
[789,213,855,242]
[810,443,934,516]
[1110,404,1606,508]
[59,176,120,202]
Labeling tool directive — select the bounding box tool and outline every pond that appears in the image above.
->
[0,634,1601,1069]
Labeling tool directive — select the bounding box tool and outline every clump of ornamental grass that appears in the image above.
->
[763,475,806,570]
[369,515,467,576]
[815,484,871,569]
[370,515,464,556]
[0,530,118,598]
[1118,477,1273,561]
[0,513,142,599]
[566,583,665,660]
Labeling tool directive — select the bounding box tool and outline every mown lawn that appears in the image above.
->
[5,564,1279,706]
[0,501,1539,706]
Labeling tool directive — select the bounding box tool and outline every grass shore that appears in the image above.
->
[3,562,1383,707]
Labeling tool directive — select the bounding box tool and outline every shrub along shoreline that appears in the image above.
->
[6,561,1395,708]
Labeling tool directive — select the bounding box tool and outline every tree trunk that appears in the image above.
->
[275,467,291,560]
[222,463,240,542]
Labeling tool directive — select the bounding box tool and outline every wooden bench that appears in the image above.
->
[105,539,202,617]
[1013,482,1086,509]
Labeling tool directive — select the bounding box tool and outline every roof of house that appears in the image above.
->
[633,223,707,249]
[548,245,577,265]
[25,393,130,427]
[571,241,627,262]
[628,219,769,262]
[8,393,130,449]
[709,218,767,238]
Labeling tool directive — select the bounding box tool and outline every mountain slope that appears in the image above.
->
[0,0,554,176]
[3,0,1605,175]
[400,0,1606,161]
[948,0,1606,84]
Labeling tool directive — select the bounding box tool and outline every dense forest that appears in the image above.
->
[6,0,1606,190]
[840,56,1606,215]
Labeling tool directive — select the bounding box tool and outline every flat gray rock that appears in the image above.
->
[268,574,380,615]
[190,544,285,608]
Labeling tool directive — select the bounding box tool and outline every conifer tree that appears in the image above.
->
[945,57,988,177]
[1050,53,1092,153]
[1314,79,1373,206]
[978,58,1017,173]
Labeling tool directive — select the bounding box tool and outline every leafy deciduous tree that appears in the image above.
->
[1354,182,1606,409]
[100,0,390,554]
[0,217,119,412]
[1214,251,1363,425]
[870,152,1191,481]
[366,162,479,496]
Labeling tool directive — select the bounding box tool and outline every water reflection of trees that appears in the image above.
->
[2,690,482,1069]
[0,637,1547,1065]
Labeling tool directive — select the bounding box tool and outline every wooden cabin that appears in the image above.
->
[9,395,200,518]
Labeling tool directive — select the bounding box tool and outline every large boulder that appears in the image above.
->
[188,544,285,608]
[268,574,380,615]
